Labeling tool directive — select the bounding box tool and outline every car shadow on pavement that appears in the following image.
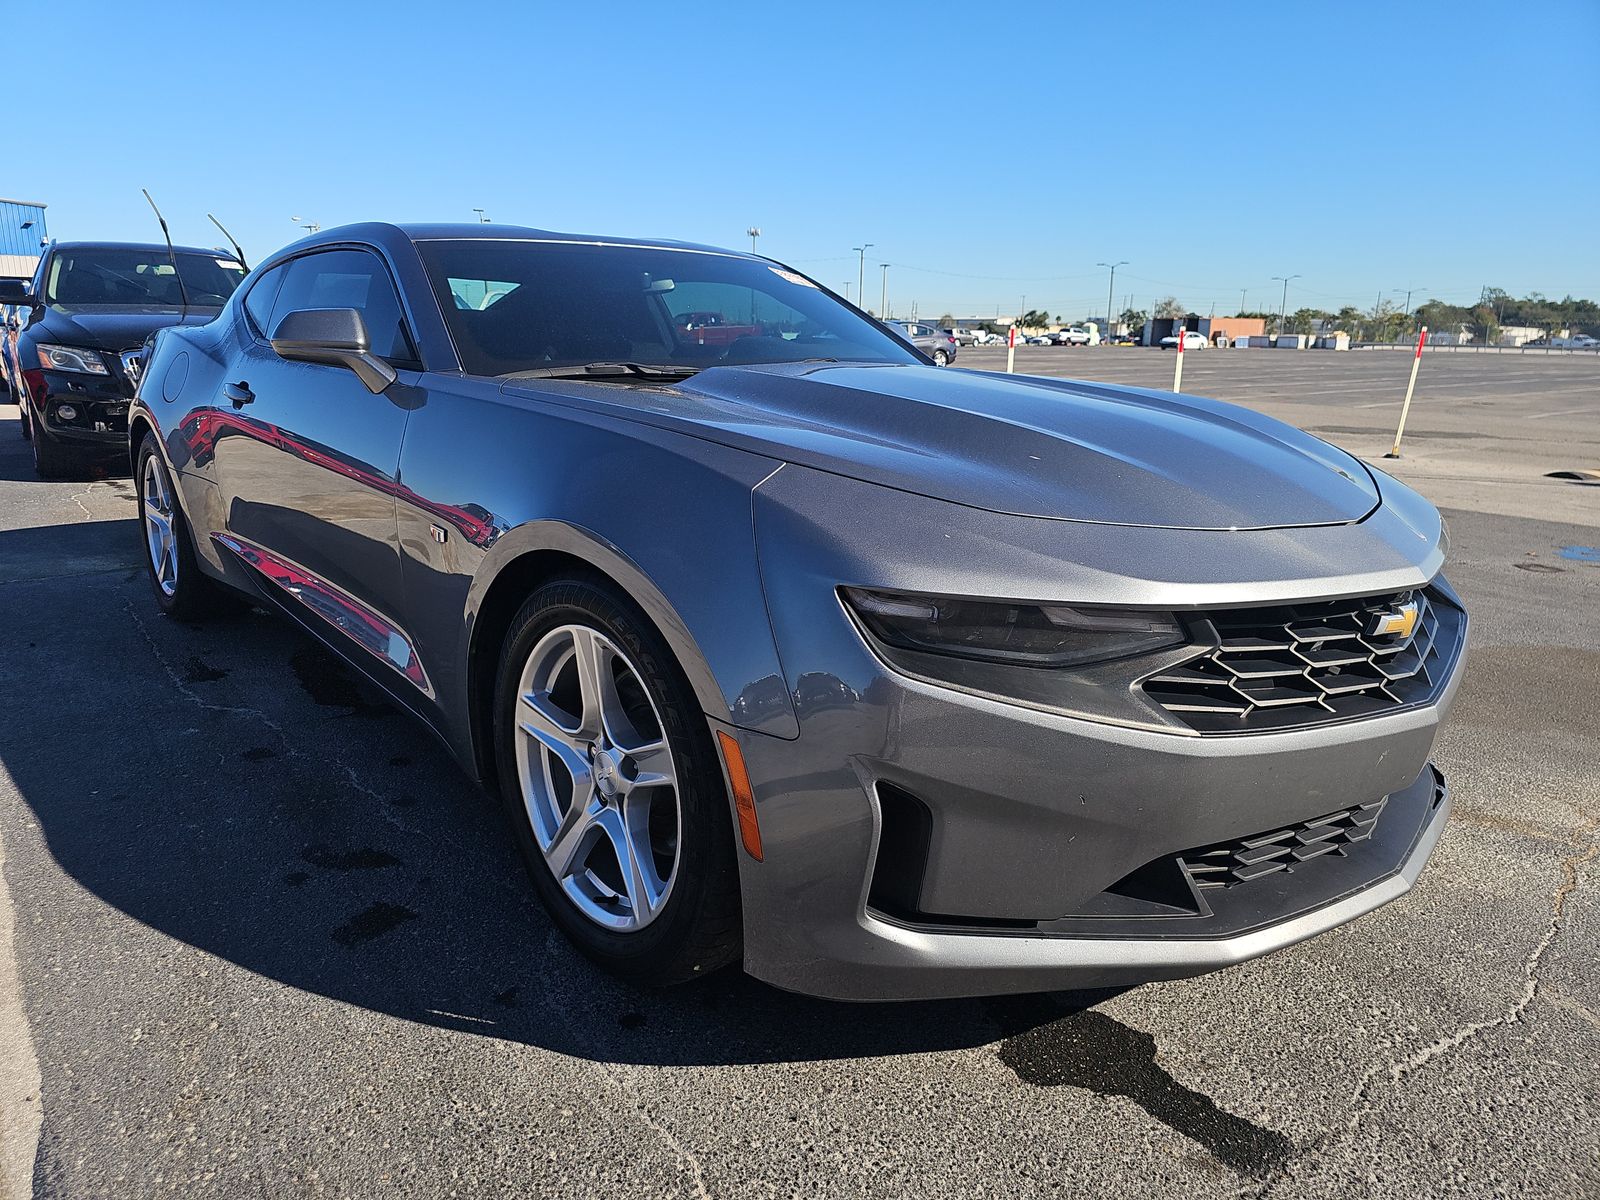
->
[0,513,1130,1070]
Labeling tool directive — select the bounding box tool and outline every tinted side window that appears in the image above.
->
[270,249,416,362]
[242,264,287,336]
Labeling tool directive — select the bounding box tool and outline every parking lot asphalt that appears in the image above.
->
[0,350,1596,1199]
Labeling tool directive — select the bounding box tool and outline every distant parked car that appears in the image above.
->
[945,328,979,347]
[973,330,1008,346]
[1024,335,1053,346]
[1552,334,1599,349]
[1050,327,1093,346]
[887,321,958,365]
[0,241,247,477]
[1160,331,1210,351]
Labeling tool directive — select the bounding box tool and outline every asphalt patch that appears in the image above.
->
[289,646,392,716]
[988,996,1292,1179]
[331,901,419,946]
[182,655,229,683]
[302,846,402,872]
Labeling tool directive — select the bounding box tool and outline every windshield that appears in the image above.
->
[415,239,922,376]
[45,248,246,309]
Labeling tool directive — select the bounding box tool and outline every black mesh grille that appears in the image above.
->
[1180,798,1387,888]
[1144,587,1462,733]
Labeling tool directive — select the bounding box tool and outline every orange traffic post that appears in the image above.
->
[1384,326,1429,459]
[1172,323,1186,393]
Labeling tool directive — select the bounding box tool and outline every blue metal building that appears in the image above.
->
[0,197,49,283]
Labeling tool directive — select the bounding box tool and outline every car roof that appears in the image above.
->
[47,240,239,257]
[284,221,754,260]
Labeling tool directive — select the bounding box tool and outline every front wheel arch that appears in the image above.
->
[465,542,730,786]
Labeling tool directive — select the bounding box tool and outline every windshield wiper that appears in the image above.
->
[510,361,701,381]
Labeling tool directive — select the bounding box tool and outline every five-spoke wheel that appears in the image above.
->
[494,576,742,984]
[514,624,681,932]
[142,452,180,597]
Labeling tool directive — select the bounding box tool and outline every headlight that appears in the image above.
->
[842,588,1185,669]
[37,344,109,375]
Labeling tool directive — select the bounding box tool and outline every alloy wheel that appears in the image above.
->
[513,624,682,932]
[142,455,179,596]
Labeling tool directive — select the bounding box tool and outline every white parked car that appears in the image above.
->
[1051,326,1093,346]
[1160,330,1210,351]
[1025,335,1053,346]
[1552,334,1598,349]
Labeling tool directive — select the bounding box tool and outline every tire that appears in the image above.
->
[493,575,742,985]
[135,431,228,621]
[932,350,949,366]
[31,422,80,479]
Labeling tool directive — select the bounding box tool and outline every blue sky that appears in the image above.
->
[27,0,1600,320]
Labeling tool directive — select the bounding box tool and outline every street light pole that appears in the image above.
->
[1271,274,1300,336]
[473,208,489,223]
[879,263,890,318]
[747,226,761,254]
[842,282,851,303]
[1098,261,1127,336]
[852,245,874,311]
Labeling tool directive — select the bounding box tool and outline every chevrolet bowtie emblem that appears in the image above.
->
[1369,600,1420,640]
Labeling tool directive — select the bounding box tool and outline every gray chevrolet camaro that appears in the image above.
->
[129,223,1466,1001]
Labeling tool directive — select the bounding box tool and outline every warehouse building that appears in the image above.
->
[1,197,49,283]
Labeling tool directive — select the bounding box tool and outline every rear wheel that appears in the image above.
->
[135,432,229,621]
[494,576,741,985]
[932,349,949,366]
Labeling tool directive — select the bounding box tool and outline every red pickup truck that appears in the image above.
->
[674,311,762,348]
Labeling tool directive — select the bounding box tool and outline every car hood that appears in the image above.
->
[27,305,222,351]
[506,362,1381,530]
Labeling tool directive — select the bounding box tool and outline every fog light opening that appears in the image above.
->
[55,404,78,422]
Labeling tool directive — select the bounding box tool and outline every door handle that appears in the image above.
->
[223,380,254,408]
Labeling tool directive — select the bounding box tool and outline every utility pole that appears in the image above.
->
[852,245,874,311]
[1397,286,1425,333]
[1098,261,1127,336]
[1240,288,1247,315]
[747,226,761,254]
[842,282,851,303]
[1272,274,1300,336]
[879,263,890,318]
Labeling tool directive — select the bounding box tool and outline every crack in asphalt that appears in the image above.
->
[536,931,712,1198]
[124,600,417,838]
[1246,806,1600,1198]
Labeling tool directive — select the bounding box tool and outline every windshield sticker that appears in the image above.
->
[215,259,243,271]
[768,267,816,288]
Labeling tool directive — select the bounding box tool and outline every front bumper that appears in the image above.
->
[730,464,1464,1001]
[32,367,133,448]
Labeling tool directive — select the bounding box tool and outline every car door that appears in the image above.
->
[210,246,427,693]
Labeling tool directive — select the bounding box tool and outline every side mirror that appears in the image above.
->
[0,280,35,308]
[269,307,397,394]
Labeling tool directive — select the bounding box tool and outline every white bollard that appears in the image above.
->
[1006,325,1017,375]
[1172,326,1186,393]
[1385,326,1429,459]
